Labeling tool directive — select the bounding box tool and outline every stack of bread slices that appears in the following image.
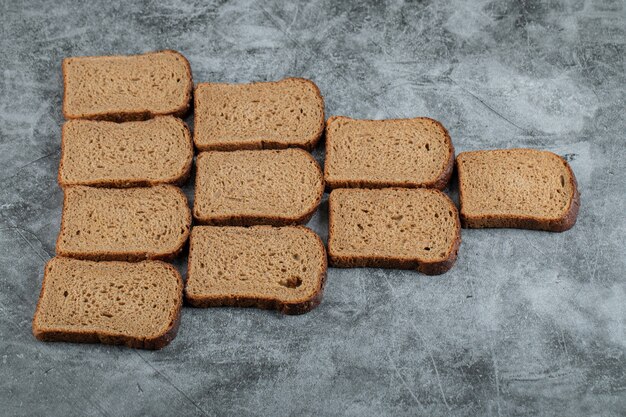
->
[33,50,580,350]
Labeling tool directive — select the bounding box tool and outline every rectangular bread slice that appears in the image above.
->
[194,77,324,151]
[194,149,324,226]
[33,257,183,350]
[456,148,580,231]
[59,116,193,187]
[328,188,461,275]
[63,50,192,121]
[325,116,454,190]
[57,185,191,261]
[186,226,327,315]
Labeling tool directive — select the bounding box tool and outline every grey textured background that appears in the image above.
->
[1,0,625,416]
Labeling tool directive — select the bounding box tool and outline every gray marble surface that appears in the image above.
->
[1,0,625,416]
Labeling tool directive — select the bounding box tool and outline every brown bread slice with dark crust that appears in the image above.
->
[193,149,324,226]
[456,149,580,231]
[324,116,454,190]
[185,226,327,315]
[193,77,324,151]
[63,50,192,121]
[33,257,183,350]
[59,116,193,188]
[56,185,191,261]
[328,188,461,275]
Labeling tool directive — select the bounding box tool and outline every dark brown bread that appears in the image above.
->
[56,185,191,261]
[193,77,324,151]
[456,149,580,231]
[324,116,454,190]
[186,226,327,314]
[33,257,183,350]
[328,188,461,275]
[194,149,324,226]
[63,50,192,121]
[59,116,193,187]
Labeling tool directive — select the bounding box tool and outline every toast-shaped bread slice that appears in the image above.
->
[186,226,327,314]
[33,257,182,349]
[325,116,454,190]
[63,50,192,121]
[59,116,193,187]
[456,149,580,231]
[194,149,324,226]
[57,185,191,261]
[194,77,324,151]
[328,188,461,275]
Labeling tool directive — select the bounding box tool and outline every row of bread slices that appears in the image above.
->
[34,50,580,350]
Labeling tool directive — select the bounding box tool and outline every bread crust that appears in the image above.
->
[328,188,462,275]
[58,117,193,188]
[62,50,193,121]
[457,150,580,232]
[324,116,455,191]
[32,259,183,350]
[193,77,325,152]
[193,149,324,227]
[55,185,192,261]
[184,226,327,315]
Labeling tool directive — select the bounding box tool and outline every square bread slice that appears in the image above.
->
[186,226,327,315]
[328,188,461,275]
[33,257,182,350]
[57,185,191,261]
[63,50,192,121]
[325,116,454,190]
[59,116,193,187]
[194,77,324,151]
[194,149,324,226]
[456,149,580,231]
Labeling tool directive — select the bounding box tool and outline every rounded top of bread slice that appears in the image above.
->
[63,50,192,120]
[457,148,578,223]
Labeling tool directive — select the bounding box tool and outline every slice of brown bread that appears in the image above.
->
[59,116,193,187]
[194,149,324,226]
[325,116,454,190]
[456,148,580,231]
[57,185,191,261]
[186,226,327,314]
[194,77,324,151]
[33,257,182,349]
[63,50,192,121]
[328,188,461,275]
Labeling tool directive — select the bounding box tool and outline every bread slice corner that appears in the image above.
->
[33,257,183,349]
[456,148,580,231]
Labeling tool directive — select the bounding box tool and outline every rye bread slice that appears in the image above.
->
[186,226,327,315]
[62,50,192,121]
[325,116,454,190]
[57,185,191,261]
[59,116,193,187]
[193,77,324,151]
[456,148,580,231]
[33,257,182,350]
[194,149,324,226]
[328,188,461,275]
